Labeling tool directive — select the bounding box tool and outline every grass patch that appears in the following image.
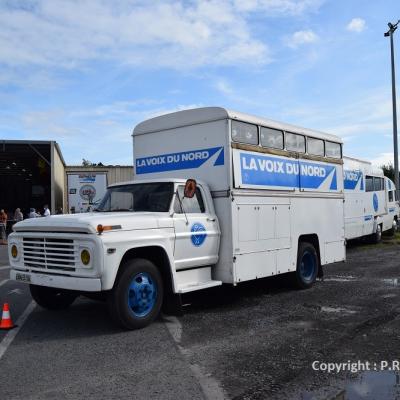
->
[355,231,400,250]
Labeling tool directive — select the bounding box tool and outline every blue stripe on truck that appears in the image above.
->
[136,147,224,174]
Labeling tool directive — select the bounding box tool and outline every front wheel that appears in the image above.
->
[30,285,77,310]
[107,258,163,330]
[293,242,318,289]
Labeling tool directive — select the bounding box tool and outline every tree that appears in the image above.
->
[82,159,104,167]
[82,158,93,167]
[381,163,395,182]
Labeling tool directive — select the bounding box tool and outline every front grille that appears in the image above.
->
[22,237,77,271]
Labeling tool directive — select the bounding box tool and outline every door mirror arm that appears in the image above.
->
[175,189,189,226]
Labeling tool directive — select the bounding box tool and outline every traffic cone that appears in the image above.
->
[0,303,16,330]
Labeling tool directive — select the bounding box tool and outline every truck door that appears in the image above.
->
[172,185,220,270]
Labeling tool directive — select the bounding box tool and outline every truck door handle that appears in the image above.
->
[207,217,216,222]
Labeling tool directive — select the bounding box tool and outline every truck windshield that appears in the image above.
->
[96,182,174,212]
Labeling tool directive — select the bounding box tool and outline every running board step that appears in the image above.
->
[177,280,222,293]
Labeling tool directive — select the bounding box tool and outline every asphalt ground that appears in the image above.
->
[1,237,400,399]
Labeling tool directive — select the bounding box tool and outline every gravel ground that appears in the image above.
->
[178,237,400,399]
[0,237,400,399]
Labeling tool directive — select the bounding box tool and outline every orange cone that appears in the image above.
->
[0,303,16,330]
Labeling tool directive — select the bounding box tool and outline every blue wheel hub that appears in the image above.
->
[300,251,316,282]
[128,272,157,317]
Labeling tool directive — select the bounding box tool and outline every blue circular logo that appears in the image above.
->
[373,193,378,212]
[191,223,207,247]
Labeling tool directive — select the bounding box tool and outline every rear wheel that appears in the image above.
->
[107,258,163,330]
[293,242,318,289]
[30,285,77,310]
[387,219,398,237]
[370,224,382,244]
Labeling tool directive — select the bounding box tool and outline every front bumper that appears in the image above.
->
[10,269,102,292]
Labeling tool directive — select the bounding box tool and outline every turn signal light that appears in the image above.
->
[81,249,91,265]
[97,224,121,235]
[11,245,18,259]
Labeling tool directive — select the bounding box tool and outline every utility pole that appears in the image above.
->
[385,20,400,199]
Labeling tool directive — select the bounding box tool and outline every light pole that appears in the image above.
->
[385,20,400,199]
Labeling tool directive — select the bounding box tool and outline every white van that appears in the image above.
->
[344,156,399,242]
[9,107,346,329]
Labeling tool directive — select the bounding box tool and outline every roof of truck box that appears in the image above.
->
[132,106,342,143]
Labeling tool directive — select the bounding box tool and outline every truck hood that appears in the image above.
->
[12,212,173,234]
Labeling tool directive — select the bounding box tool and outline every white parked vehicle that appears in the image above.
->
[8,107,346,329]
[343,156,399,243]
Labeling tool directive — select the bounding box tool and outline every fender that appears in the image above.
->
[100,228,177,291]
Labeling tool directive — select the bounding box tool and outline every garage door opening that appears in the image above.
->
[0,141,65,227]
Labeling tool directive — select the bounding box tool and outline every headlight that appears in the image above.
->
[11,245,18,259]
[80,249,91,265]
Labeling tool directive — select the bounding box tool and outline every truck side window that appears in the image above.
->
[307,137,324,156]
[325,141,342,158]
[389,191,394,202]
[366,176,374,192]
[260,127,283,149]
[285,132,305,153]
[231,121,258,145]
[174,186,206,214]
[373,177,384,191]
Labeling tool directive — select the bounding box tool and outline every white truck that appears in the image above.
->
[8,107,346,329]
[343,156,399,243]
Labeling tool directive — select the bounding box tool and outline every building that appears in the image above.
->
[65,165,133,213]
[0,140,133,221]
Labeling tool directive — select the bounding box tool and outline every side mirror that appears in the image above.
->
[184,179,197,198]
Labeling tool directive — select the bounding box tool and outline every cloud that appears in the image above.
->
[215,80,234,96]
[16,101,204,164]
[346,18,366,33]
[285,30,318,48]
[0,0,270,71]
[233,0,323,15]
[370,152,394,168]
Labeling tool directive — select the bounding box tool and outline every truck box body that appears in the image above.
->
[343,156,399,240]
[133,107,346,285]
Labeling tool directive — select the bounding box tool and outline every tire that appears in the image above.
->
[293,242,318,289]
[370,224,382,244]
[107,258,163,330]
[30,285,77,310]
[387,220,398,237]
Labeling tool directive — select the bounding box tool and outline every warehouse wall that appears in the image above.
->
[52,143,66,213]
[65,166,133,185]
[64,166,133,212]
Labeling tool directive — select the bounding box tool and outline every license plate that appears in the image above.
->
[15,272,31,283]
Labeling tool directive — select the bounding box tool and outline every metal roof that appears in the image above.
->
[132,106,342,143]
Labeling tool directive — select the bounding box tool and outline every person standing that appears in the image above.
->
[14,208,23,223]
[28,208,39,218]
[43,204,51,217]
[0,209,7,245]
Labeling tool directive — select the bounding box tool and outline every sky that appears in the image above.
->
[0,0,399,166]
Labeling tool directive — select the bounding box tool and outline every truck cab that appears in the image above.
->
[383,176,399,235]
[8,178,222,329]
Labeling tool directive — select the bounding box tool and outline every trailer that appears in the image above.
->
[343,156,399,243]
